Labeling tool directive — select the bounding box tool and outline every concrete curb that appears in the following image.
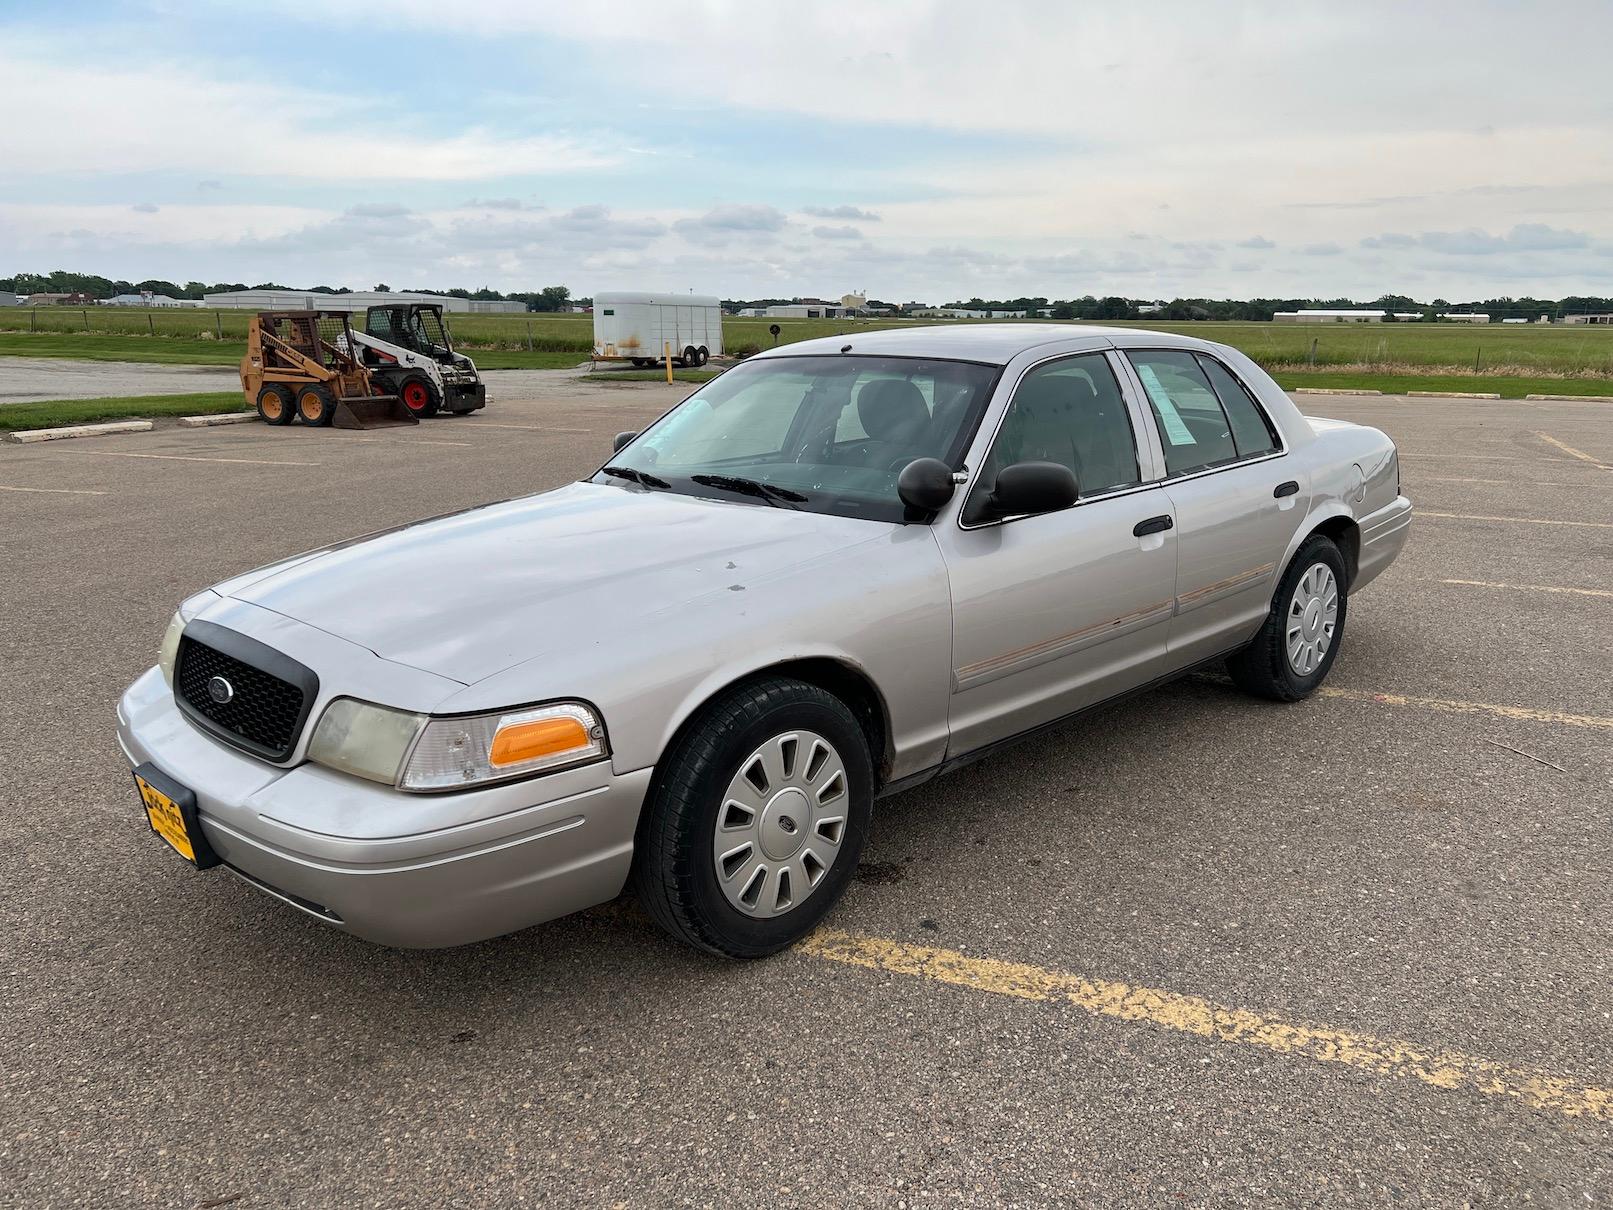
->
[1524,393,1613,402]
[1291,388,1382,396]
[7,420,153,444]
[179,412,258,427]
[1406,390,1501,399]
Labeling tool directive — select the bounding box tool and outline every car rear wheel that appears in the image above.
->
[633,677,872,958]
[1227,534,1348,701]
[255,384,294,426]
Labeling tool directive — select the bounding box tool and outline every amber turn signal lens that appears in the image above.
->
[488,716,591,767]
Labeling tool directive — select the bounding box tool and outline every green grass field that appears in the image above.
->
[0,392,248,432]
[4,307,1613,384]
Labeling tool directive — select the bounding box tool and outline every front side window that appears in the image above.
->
[1127,350,1240,476]
[967,353,1140,523]
[598,355,999,523]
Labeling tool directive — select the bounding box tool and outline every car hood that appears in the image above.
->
[224,481,891,684]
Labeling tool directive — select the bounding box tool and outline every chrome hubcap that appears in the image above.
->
[712,730,848,918]
[1286,563,1339,676]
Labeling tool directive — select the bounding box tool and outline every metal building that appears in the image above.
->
[201,289,525,314]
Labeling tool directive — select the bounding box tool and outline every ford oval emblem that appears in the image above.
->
[207,675,235,705]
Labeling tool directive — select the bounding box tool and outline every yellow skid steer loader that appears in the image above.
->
[240,311,418,429]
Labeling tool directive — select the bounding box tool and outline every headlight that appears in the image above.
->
[157,612,185,687]
[400,702,607,792]
[307,698,427,786]
[306,698,607,791]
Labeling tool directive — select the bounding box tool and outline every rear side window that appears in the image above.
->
[1197,355,1278,457]
[1127,350,1238,476]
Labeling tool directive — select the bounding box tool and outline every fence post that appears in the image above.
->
[1475,345,1482,373]
[215,312,222,340]
[1308,337,1317,366]
[82,308,90,331]
[148,313,155,336]
[526,321,533,352]
[30,308,36,331]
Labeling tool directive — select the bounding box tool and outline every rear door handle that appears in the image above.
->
[1274,480,1300,498]
[1133,514,1174,537]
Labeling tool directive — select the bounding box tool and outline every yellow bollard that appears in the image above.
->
[664,340,673,384]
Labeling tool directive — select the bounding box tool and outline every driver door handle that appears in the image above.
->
[1133,514,1174,537]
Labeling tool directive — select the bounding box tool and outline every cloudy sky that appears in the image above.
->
[3,0,1612,301]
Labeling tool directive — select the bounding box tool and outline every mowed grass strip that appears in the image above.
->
[1267,370,1613,399]
[0,392,248,432]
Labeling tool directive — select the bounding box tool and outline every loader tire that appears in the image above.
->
[256,384,294,426]
[397,374,441,419]
[295,384,336,427]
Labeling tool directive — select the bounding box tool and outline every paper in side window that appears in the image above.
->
[1136,364,1198,446]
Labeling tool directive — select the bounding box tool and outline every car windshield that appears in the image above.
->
[594,355,1001,522]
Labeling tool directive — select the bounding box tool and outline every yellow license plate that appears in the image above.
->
[136,772,196,862]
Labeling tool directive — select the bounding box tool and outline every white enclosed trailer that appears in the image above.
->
[592,292,723,366]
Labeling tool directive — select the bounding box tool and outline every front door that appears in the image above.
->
[934,352,1180,757]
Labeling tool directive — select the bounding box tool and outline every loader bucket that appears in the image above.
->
[331,394,419,429]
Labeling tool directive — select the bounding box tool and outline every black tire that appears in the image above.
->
[295,383,336,426]
[255,384,294,426]
[681,345,698,368]
[693,346,709,367]
[632,358,651,368]
[397,373,441,418]
[633,677,873,959]
[1227,535,1349,701]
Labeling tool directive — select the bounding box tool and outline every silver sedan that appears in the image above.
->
[118,325,1411,957]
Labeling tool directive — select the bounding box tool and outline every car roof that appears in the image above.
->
[748,322,1204,366]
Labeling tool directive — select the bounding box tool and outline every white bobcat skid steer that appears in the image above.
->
[348,303,488,418]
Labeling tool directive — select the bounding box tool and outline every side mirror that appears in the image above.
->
[896,457,955,513]
[612,431,637,453]
[981,461,1079,520]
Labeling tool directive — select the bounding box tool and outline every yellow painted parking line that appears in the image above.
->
[79,451,319,467]
[800,929,1612,1121]
[1535,431,1610,470]
[1441,578,1613,600]
[1318,686,1613,729]
[0,483,108,495]
[1420,511,1613,530]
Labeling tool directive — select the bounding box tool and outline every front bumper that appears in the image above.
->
[116,667,650,948]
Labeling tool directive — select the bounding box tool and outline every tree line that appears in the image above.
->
[0,271,583,312]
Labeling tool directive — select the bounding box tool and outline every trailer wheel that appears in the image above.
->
[694,346,710,367]
[397,374,441,418]
[296,384,337,426]
[256,384,294,426]
[681,346,699,368]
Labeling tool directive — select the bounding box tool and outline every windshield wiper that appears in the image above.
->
[690,473,808,508]
[600,465,670,489]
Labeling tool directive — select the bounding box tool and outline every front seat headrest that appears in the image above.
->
[858,379,930,444]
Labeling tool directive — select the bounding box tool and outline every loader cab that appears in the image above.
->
[364,304,455,364]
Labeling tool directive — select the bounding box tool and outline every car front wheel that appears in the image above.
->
[1227,534,1348,701]
[633,677,872,958]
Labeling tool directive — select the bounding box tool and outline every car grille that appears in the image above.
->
[175,633,310,760]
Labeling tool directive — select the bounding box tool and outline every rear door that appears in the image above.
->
[933,351,1179,755]
[1119,348,1308,665]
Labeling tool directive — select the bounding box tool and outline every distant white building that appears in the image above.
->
[105,292,199,307]
[202,289,525,313]
[741,304,854,319]
[1437,312,1490,323]
[0,291,20,307]
[1563,313,1613,325]
[1274,309,1422,323]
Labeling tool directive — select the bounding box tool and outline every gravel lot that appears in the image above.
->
[1,387,1608,1207]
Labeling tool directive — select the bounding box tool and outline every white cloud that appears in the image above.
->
[0,44,617,181]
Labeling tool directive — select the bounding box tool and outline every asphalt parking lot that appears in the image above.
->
[1,387,1609,1207]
